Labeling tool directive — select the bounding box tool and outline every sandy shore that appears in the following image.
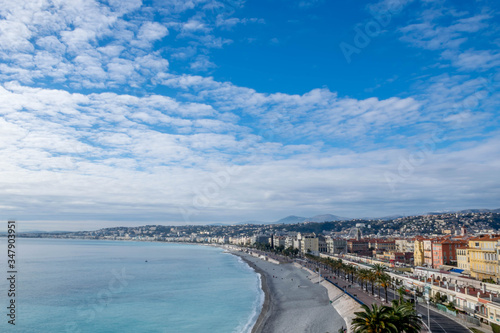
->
[233,251,346,333]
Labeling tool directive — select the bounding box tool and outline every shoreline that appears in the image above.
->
[233,253,272,333]
[230,249,346,333]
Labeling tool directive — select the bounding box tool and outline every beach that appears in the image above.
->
[233,251,347,333]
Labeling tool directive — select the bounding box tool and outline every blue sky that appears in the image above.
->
[0,0,498,230]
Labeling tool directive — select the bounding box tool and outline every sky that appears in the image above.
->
[0,0,499,231]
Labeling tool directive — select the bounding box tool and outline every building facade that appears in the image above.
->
[467,235,500,281]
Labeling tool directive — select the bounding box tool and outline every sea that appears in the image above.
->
[0,238,264,333]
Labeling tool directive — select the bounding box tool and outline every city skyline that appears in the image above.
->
[0,0,499,231]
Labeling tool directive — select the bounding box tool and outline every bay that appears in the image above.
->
[0,238,263,333]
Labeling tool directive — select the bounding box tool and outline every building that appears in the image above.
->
[285,236,295,249]
[457,246,470,273]
[347,239,369,254]
[423,239,434,267]
[467,234,500,281]
[414,237,426,266]
[375,251,413,264]
[395,239,415,253]
[432,239,467,268]
[272,235,286,248]
[298,233,319,255]
[318,235,328,253]
[370,239,396,252]
[326,237,347,254]
[252,234,271,245]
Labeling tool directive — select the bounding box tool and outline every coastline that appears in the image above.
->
[230,249,346,333]
[235,254,272,333]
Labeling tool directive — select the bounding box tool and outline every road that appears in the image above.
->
[416,303,471,333]
[301,259,473,333]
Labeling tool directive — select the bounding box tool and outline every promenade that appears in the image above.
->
[299,259,478,333]
[234,251,346,333]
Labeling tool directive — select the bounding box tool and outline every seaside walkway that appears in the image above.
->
[298,259,474,333]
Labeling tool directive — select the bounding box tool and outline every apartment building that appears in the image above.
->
[457,246,470,273]
[432,239,467,268]
[423,239,434,267]
[413,237,426,266]
[370,239,396,252]
[326,237,347,254]
[347,239,369,254]
[467,234,500,281]
[298,233,319,255]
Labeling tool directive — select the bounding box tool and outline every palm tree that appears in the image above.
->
[367,270,377,296]
[379,273,392,303]
[395,286,406,305]
[340,263,349,280]
[357,269,370,291]
[346,265,357,283]
[351,304,397,333]
[372,263,387,279]
[351,302,422,333]
[390,301,422,333]
[332,259,342,276]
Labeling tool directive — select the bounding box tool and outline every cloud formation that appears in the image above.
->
[0,0,498,230]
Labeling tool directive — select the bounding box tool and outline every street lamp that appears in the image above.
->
[425,296,431,332]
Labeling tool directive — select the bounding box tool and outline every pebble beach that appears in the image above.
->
[233,251,347,333]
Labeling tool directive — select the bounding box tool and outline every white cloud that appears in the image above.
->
[0,21,33,52]
[132,22,169,48]
[398,4,497,72]
[0,0,498,227]
[190,55,217,71]
[449,50,500,71]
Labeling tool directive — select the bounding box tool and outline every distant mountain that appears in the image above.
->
[272,214,350,224]
[426,208,500,215]
[457,208,500,214]
[236,220,270,225]
[17,230,70,234]
[305,214,348,222]
[236,208,500,226]
[274,215,307,224]
[376,215,405,220]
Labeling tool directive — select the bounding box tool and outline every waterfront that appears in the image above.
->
[0,238,263,332]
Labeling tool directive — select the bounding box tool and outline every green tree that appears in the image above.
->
[379,273,392,303]
[389,301,422,333]
[357,268,370,291]
[351,301,422,333]
[367,271,377,296]
[351,304,397,333]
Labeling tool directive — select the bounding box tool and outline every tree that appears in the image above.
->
[357,269,370,291]
[351,304,397,333]
[345,264,357,283]
[372,264,387,279]
[389,301,422,333]
[379,273,392,303]
[396,286,406,304]
[367,271,377,296]
[351,301,422,333]
[446,301,457,313]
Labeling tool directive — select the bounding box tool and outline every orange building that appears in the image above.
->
[432,239,467,268]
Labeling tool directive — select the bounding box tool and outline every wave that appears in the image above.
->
[233,272,265,333]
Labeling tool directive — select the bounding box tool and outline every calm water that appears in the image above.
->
[0,238,263,333]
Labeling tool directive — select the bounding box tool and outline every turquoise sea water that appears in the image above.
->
[0,238,263,333]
